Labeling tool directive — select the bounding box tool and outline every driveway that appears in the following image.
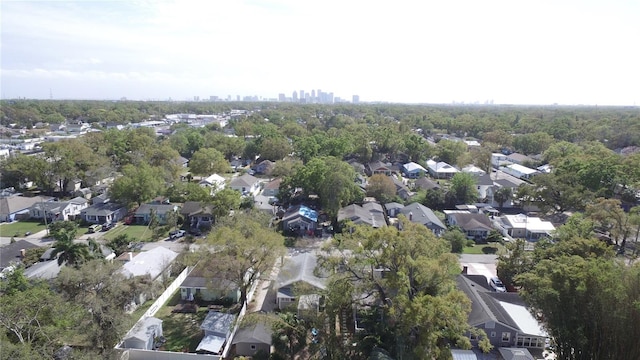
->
[458,254,499,280]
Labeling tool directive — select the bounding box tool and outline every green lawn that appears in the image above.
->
[154,291,208,352]
[101,224,161,242]
[462,241,504,255]
[0,221,47,237]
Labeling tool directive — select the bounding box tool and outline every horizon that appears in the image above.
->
[2,1,639,106]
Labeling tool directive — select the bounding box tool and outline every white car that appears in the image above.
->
[169,230,186,239]
[489,276,507,292]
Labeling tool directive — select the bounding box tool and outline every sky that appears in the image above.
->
[1,0,639,105]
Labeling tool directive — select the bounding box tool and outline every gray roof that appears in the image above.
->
[232,320,272,345]
[181,265,238,290]
[0,195,51,215]
[414,177,440,190]
[81,202,126,216]
[384,202,404,211]
[498,348,535,360]
[200,311,236,336]
[337,203,387,228]
[135,203,178,216]
[398,203,445,230]
[180,201,213,217]
[475,173,494,186]
[451,213,494,231]
[456,275,524,332]
[0,240,39,269]
[230,174,259,188]
[126,317,162,342]
[23,260,63,280]
[276,251,327,290]
[451,349,478,360]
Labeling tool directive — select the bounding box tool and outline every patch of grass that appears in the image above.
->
[155,306,208,352]
[102,225,162,242]
[0,221,47,237]
[462,241,504,255]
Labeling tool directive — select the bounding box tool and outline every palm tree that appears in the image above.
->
[50,229,91,268]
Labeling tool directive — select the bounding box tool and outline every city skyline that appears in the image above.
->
[1,1,639,106]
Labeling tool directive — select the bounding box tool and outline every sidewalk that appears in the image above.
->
[247,256,283,313]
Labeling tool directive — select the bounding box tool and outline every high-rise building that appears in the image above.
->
[352,95,360,104]
[278,93,286,102]
[300,90,305,102]
[292,91,298,101]
[311,90,316,101]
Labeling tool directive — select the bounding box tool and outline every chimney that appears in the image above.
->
[409,212,413,221]
[128,252,133,261]
[462,266,468,274]
[20,249,26,258]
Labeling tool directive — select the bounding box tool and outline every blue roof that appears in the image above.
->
[297,206,318,222]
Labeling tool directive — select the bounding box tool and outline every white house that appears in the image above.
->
[196,311,237,354]
[426,159,459,179]
[199,173,226,195]
[229,174,261,196]
[122,317,163,350]
[29,197,88,222]
[402,162,427,179]
[500,164,539,180]
[496,214,555,240]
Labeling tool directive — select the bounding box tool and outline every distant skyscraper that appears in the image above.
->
[311,90,316,101]
[317,89,322,102]
[299,90,305,102]
[278,93,286,102]
[292,91,298,101]
[194,96,200,101]
[352,95,360,104]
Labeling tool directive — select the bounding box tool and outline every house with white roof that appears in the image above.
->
[121,317,163,350]
[120,246,179,281]
[500,164,539,181]
[229,174,260,196]
[495,214,555,240]
[402,162,427,179]
[196,311,237,354]
[199,173,226,195]
[426,159,459,179]
[276,250,327,309]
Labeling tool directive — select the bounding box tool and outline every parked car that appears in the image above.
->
[489,276,507,292]
[88,224,102,233]
[169,230,186,239]
[102,223,115,231]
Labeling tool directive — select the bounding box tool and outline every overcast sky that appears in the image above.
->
[2,0,639,105]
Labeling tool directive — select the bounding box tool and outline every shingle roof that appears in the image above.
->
[81,202,126,216]
[337,203,386,227]
[276,251,327,290]
[230,174,259,188]
[232,321,272,345]
[399,203,445,230]
[451,213,493,231]
[282,205,318,223]
[0,240,39,269]
[414,177,440,190]
[200,311,236,336]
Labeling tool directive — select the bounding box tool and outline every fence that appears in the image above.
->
[141,265,191,319]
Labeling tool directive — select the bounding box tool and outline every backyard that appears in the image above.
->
[153,291,209,353]
[0,221,47,237]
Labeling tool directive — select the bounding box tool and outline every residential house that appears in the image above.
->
[262,178,282,197]
[474,173,494,201]
[500,164,539,181]
[402,162,427,179]
[80,202,127,224]
[122,317,163,350]
[506,153,534,166]
[457,274,548,350]
[281,205,318,235]
[337,202,387,228]
[229,174,261,196]
[24,260,64,280]
[495,214,555,240]
[65,179,83,193]
[133,203,180,225]
[450,349,478,360]
[366,161,398,176]
[347,159,366,175]
[392,176,412,200]
[199,173,226,195]
[384,202,404,217]
[196,311,237,354]
[232,320,272,357]
[276,251,327,309]
[254,159,275,175]
[447,212,494,241]
[120,246,179,281]
[499,348,536,360]
[491,153,510,168]
[180,201,214,230]
[179,264,240,303]
[426,159,459,179]
[29,197,88,222]
[462,164,486,175]
[0,194,53,222]
[0,240,39,273]
[398,202,446,236]
[414,177,441,192]
[174,156,189,168]
[74,187,92,200]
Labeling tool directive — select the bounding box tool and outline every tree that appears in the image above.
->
[517,239,640,360]
[496,239,532,288]
[165,181,211,203]
[366,174,397,203]
[56,260,153,354]
[195,211,285,305]
[448,172,478,205]
[110,163,166,208]
[443,227,467,253]
[422,188,447,211]
[436,139,467,165]
[493,186,512,208]
[210,187,242,220]
[50,223,91,268]
[188,147,229,176]
[320,220,474,359]
[259,136,292,161]
[271,312,308,360]
[107,234,131,256]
